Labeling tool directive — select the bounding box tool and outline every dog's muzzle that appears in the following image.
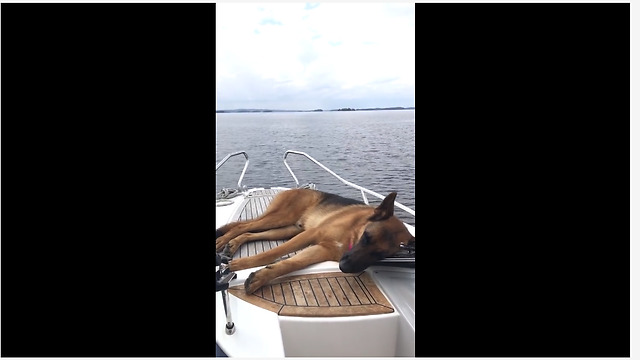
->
[338,253,367,273]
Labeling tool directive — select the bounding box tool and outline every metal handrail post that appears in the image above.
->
[215,151,250,189]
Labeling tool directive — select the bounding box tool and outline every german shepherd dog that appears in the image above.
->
[215,188,415,294]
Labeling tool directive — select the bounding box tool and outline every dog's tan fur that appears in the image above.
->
[215,188,414,294]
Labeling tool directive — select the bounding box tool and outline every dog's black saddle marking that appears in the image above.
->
[317,191,364,207]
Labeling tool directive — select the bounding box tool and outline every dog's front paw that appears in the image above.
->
[223,241,239,257]
[244,271,266,294]
[216,236,230,252]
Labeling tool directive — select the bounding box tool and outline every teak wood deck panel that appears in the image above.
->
[228,272,395,317]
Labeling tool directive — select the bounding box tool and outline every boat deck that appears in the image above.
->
[222,187,396,317]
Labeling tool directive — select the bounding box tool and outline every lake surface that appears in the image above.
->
[215,110,415,226]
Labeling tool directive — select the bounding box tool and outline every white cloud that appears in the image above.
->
[216,3,414,110]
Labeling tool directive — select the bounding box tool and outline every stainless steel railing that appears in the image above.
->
[283,150,415,217]
[215,150,415,218]
[215,151,249,189]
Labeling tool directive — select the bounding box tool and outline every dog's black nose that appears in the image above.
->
[339,257,359,273]
[338,261,349,273]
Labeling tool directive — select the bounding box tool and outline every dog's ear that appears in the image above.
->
[369,192,397,221]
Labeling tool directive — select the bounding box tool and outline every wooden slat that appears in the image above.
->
[347,276,372,305]
[319,278,340,307]
[282,282,296,306]
[272,283,285,304]
[291,281,307,306]
[327,277,348,306]
[262,284,274,302]
[310,278,329,307]
[300,280,318,307]
[337,277,359,305]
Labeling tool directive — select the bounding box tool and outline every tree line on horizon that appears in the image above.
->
[216,106,415,113]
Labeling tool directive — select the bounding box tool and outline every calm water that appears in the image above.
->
[215,110,415,226]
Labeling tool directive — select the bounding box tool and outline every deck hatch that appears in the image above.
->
[228,272,395,317]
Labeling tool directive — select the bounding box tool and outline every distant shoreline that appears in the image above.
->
[216,106,415,114]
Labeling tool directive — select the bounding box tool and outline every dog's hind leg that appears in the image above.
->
[222,224,304,256]
[216,215,302,252]
[243,244,338,294]
[216,189,319,252]
[228,229,319,272]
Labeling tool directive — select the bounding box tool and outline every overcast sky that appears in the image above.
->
[216,3,415,111]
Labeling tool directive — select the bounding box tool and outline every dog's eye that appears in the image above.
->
[362,232,371,245]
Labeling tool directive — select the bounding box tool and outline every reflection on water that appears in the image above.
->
[215,110,415,226]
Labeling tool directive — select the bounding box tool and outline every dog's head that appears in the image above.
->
[338,192,415,273]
